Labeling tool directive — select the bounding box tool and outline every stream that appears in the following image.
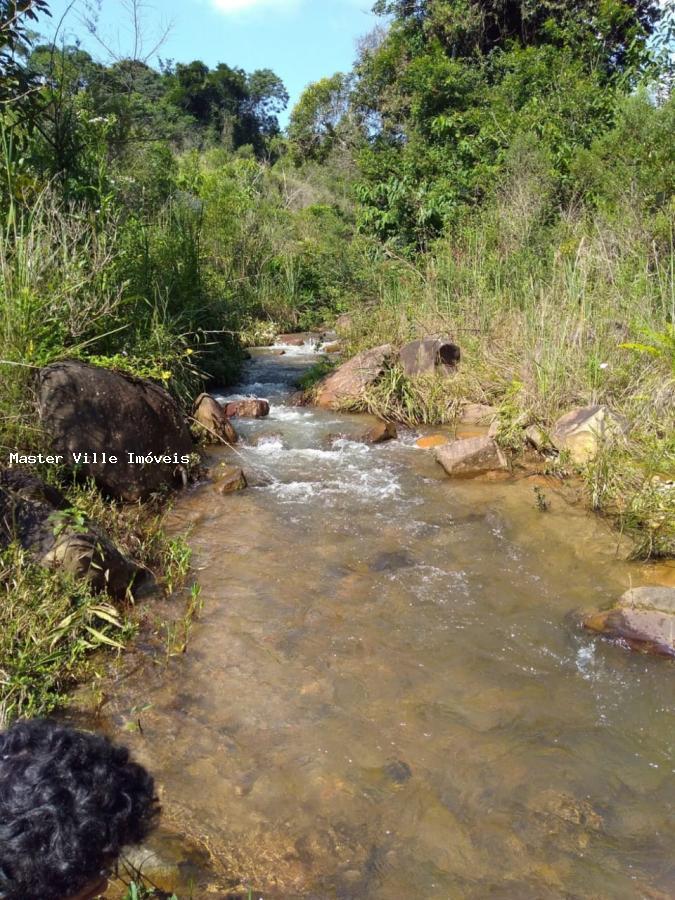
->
[93,341,673,899]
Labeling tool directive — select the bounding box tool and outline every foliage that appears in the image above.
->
[288,72,357,163]
[354,0,669,249]
[0,544,133,724]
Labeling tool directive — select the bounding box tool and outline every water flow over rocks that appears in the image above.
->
[90,338,675,899]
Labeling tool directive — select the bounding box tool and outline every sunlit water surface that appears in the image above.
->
[93,344,674,898]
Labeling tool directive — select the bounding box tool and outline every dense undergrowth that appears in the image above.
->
[0,0,673,725]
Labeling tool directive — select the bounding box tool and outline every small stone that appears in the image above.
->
[552,405,629,464]
[212,465,247,494]
[361,421,397,444]
[459,403,498,426]
[224,398,270,419]
[525,424,549,451]
[435,437,508,477]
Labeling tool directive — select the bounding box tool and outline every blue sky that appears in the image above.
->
[41,0,381,125]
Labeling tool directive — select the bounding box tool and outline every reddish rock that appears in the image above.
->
[315,345,393,410]
[276,332,320,346]
[192,393,238,445]
[224,398,270,419]
[583,586,675,658]
[361,421,397,444]
[435,437,508,477]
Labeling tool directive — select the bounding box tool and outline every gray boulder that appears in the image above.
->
[399,337,461,378]
[552,405,629,465]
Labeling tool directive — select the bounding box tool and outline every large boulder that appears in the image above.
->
[435,437,508,477]
[399,337,461,378]
[192,394,238,445]
[552,405,629,465]
[38,361,194,502]
[583,586,675,658]
[315,344,393,410]
[0,475,154,599]
[224,398,270,419]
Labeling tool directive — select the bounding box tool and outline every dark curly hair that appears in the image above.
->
[0,719,160,900]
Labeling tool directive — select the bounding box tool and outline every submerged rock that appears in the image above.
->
[416,433,451,449]
[191,393,238,445]
[552,405,628,465]
[583,586,675,658]
[315,344,393,409]
[224,398,270,418]
[399,337,460,378]
[212,464,248,494]
[383,760,413,784]
[38,360,193,502]
[435,437,508,477]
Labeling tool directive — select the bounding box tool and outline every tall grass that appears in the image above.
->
[343,190,675,557]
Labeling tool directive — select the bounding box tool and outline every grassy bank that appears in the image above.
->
[334,182,674,556]
[0,478,194,726]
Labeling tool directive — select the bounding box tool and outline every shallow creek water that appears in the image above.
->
[95,343,673,898]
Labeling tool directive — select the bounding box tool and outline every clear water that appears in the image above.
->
[93,345,674,898]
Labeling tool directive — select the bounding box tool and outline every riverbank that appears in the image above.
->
[320,229,674,560]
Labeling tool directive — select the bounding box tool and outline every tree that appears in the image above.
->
[1,0,50,107]
[288,73,354,163]
[354,0,669,248]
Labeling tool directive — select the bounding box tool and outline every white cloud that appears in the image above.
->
[211,0,301,14]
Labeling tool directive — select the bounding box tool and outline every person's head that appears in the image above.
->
[0,718,160,900]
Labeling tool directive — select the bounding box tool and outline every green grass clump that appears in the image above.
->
[0,544,133,725]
